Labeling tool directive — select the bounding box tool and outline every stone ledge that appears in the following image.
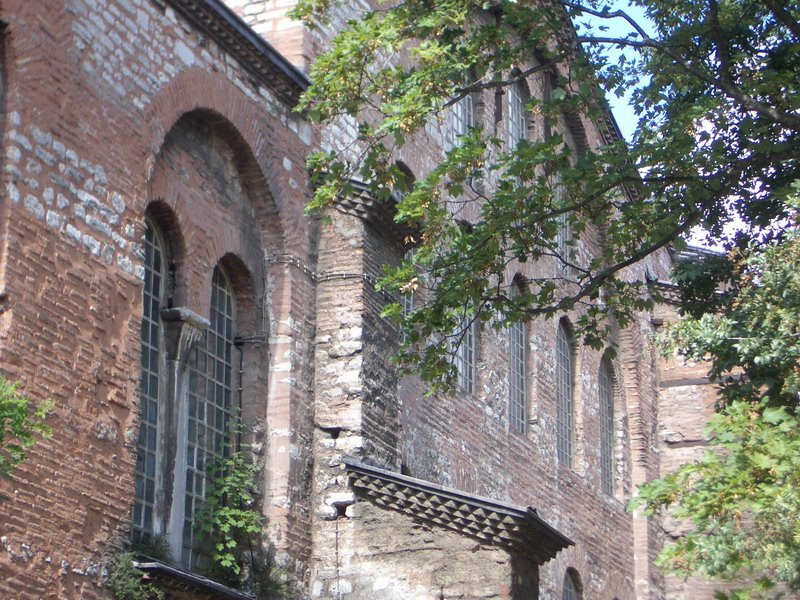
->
[344,458,573,565]
[134,558,255,600]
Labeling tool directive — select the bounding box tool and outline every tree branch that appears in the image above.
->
[763,0,800,39]
[443,57,569,108]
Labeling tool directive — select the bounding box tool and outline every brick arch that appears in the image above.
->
[217,252,258,337]
[146,106,281,333]
[145,199,187,307]
[144,66,293,241]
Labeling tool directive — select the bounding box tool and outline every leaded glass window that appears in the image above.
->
[133,220,165,539]
[556,322,574,467]
[509,286,527,433]
[507,81,525,150]
[455,318,476,394]
[183,266,236,567]
[599,358,615,495]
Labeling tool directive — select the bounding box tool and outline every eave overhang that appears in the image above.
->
[344,459,573,565]
[164,0,309,105]
[334,179,417,242]
[134,559,254,599]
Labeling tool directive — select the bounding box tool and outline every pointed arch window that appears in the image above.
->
[133,220,167,539]
[599,357,615,495]
[509,284,527,433]
[556,322,574,467]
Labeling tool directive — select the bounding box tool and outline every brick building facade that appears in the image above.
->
[0,1,716,599]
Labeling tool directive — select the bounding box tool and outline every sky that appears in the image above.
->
[573,1,654,142]
[573,3,732,249]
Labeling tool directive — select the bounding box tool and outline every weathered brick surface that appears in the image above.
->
[241,0,676,596]
[0,0,316,596]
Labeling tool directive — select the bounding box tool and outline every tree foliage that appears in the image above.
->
[635,220,800,597]
[106,552,165,600]
[292,0,799,391]
[194,449,263,584]
[0,373,53,481]
[290,0,800,594]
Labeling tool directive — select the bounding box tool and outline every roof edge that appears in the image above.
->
[165,0,310,104]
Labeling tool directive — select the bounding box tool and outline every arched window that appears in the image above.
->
[599,357,615,495]
[392,161,414,202]
[563,570,582,600]
[183,265,237,566]
[507,80,526,150]
[509,283,527,433]
[133,219,167,539]
[556,321,574,467]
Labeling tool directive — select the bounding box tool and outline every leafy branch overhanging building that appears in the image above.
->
[0,0,722,598]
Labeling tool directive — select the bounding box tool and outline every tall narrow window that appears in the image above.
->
[509,285,527,433]
[556,322,574,467]
[554,183,571,273]
[507,81,525,150]
[599,358,615,495]
[452,90,474,141]
[556,212,571,270]
[454,318,476,394]
[563,570,582,600]
[133,220,166,539]
[184,266,236,566]
[401,248,416,344]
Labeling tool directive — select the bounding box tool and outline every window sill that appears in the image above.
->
[133,558,254,600]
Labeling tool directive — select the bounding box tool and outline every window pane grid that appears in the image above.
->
[554,183,572,273]
[133,222,164,538]
[455,318,476,394]
[507,82,525,149]
[452,93,474,140]
[556,324,574,467]
[402,290,414,344]
[599,360,615,495]
[556,213,571,270]
[183,267,235,567]
[509,314,527,433]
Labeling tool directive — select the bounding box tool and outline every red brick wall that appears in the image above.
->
[0,0,316,596]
